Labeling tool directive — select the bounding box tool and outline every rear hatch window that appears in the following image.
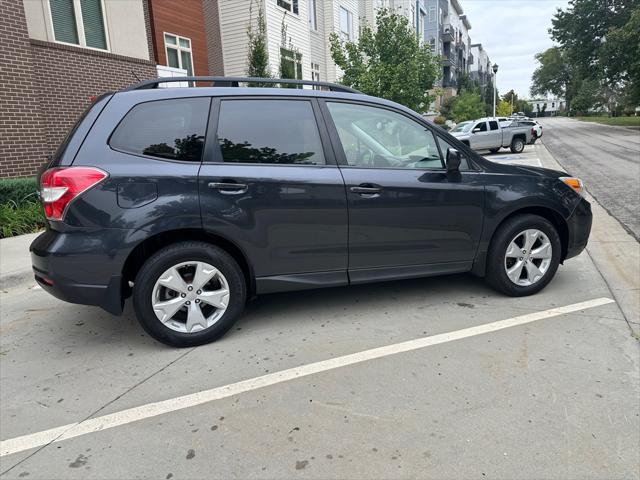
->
[49,92,114,169]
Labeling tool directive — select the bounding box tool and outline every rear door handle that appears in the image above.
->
[350,185,381,195]
[208,182,248,194]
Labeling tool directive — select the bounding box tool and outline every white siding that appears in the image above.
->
[324,0,359,82]
[218,0,258,76]
[265,0,312,80]
[309,0,327,80]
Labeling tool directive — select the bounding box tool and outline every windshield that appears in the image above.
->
[451,121,473,133]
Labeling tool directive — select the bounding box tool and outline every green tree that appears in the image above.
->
[329,8,440,112]
[449,91,486,122]
[246,0,270,80]
[601,7,640,109]
[496,99,512,116]
[572,78,601,114]
[531,47,575,110]
[543,0,640,114]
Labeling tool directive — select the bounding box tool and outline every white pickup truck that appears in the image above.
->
[450,117,534,153]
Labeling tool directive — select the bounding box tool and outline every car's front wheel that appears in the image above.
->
[485,214,561,296]
[133,241,246,347]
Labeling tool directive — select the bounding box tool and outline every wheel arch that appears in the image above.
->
[472,205,569,276]
[122,229,255,299]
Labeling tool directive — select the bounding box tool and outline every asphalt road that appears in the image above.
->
[1,146,638,479]
[538,117,640,240]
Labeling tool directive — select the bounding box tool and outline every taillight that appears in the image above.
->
[40,167,108,221]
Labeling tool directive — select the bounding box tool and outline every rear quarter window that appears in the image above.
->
[110,97,210,162]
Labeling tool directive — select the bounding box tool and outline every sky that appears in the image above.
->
[461,0,570,98]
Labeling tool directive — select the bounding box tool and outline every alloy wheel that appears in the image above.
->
[504,229,552,286]
[151,261,230,333]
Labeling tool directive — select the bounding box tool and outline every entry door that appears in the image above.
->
[321,100,484,275]
[199,98,348,279]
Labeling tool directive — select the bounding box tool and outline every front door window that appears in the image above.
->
[326,102,443,170]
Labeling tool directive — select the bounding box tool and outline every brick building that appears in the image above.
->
[0,0,212,178]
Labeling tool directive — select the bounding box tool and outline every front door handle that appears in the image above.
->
[208,182,248,194]
[350,185,381,195]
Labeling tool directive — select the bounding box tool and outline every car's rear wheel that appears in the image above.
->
[485,214,561,296]
[133,241,246,347]
[510,137,525,153]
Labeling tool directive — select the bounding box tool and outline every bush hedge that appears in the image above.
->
[0,177,39,205]
[0,177,45,238]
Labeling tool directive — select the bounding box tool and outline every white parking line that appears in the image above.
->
[0,297,614,457]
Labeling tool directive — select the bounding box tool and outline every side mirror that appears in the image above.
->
[472,127,481,133]
[446,148,461,173]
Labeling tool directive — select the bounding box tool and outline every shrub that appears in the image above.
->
[0,177,44,238]
[0,177,39,206]
[0,201,45,238]
[433,116,446,125]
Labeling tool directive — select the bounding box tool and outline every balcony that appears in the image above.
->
[441,25,454,43]
[441,55,457,68]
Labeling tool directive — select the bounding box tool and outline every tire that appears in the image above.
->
[133,241,246,347]
[485,214,561,297]
[489,148,501,154]
[510,136,525,153]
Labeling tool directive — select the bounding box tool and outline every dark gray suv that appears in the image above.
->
[31,77,592,347]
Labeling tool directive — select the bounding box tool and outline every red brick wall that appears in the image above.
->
[0,1,157,178]
[149,0,209,76]
[30,40,156,157]
[0,0,49,178]
[202,0,224,75]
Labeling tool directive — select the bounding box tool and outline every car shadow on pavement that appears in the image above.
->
[237,273,492,331]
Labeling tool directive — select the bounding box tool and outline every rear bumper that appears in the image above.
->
[565,197,592,260]
[30,229,127,315]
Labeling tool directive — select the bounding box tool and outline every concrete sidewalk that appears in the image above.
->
[0,232,40,290]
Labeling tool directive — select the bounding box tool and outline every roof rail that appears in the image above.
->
[124,76,362,94]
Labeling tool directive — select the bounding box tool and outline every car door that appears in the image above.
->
[320,100,485,282]
[486,119,501,147]
[198,97,348,289]
[470,120,491,149]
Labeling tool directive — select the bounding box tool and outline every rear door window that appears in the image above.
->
[110,97,210,162]
[489,120,499,130]
[216,99,325,165]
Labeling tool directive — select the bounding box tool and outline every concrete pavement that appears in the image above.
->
[0,233,39,290]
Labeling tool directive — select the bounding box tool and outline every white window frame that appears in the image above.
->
[164,32,194,76]
[311,62,321,88]
[308,0,318,30]
[277,0,299,16]
[339,7,353,41]
[45,0,110,52]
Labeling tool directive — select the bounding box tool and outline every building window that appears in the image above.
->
[280,48,303,80]
[164,33,194,76]
[49,0,108,50]
[311,62,321,88]
[277,0,299,15]
[309,0,317,30]
[339,7,353,41]
[428,6,436,22]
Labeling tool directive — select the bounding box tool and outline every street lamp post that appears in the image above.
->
[492,63,499,117]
